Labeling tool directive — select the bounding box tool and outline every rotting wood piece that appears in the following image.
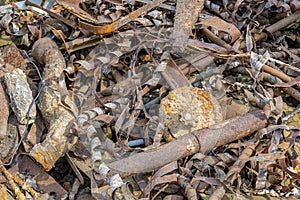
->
[107,110,267,178]
[29,38,78,171]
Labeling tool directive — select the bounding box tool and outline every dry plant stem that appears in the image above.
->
[239,10,300,49]
[107,110,267,177]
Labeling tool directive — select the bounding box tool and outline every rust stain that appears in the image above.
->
[159,87,223,141]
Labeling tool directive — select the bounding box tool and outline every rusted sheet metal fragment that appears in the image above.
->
[225,139,258,184]
[24,0,55,10]
[70,27,228,185]
[199,15,241,43]
[0,115,18,163]
[171,0,204,51]
[291,0,300,11]
[2,160,46,199]
[73,27,170,111]
[4,69,36,124]
[29,38,77,171]
[0,42,27,140]
[0,81,9,139]
[65,35,101,53]
[136,0,175,10]
[25,0,78,29]
[161,58,191,89]
[239,10,300,49]
[56,0,100,24]
[107,110,267,177]
[9,155,68,199]
[78,0,166,35]
[0,43,26,70]
[23,115,45,152]
[143,161,178,197]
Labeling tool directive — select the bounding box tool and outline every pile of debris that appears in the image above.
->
[0,0,299,199]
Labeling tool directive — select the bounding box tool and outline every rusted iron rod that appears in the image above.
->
[239,10,300,49]
[29,38,77,171]
[107,110,267,177]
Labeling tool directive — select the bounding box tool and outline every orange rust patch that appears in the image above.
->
[159,87,223,140]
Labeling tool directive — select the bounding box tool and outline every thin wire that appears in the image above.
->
[3,51,45,166]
